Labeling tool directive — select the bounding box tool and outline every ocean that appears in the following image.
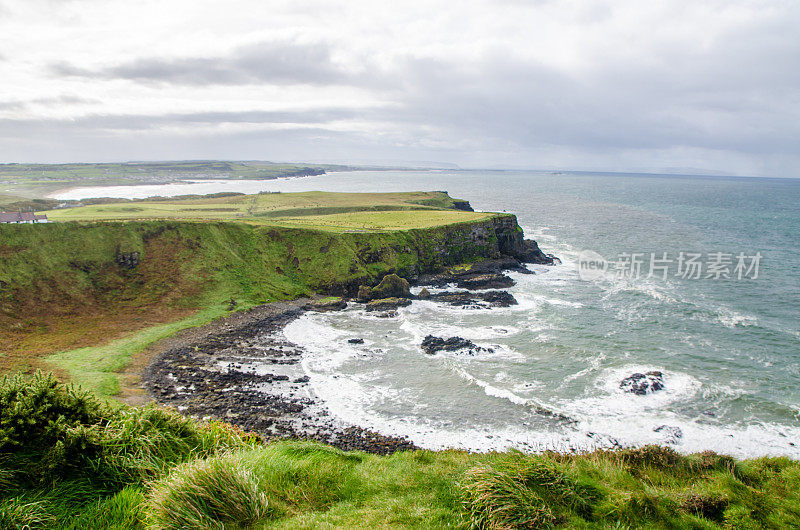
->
[55,170,800,457]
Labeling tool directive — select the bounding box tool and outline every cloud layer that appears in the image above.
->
[0,0,798,176]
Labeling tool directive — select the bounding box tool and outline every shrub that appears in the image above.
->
[0,372,260,487]
[145,454,271,529]
[0,371,104,452]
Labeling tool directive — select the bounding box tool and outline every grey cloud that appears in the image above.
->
[0,100,27,111]
[11,3,800,176]
[52,41,357,86]
[0,94,99,112]
[379,32,800,161]
[0,108,358,135]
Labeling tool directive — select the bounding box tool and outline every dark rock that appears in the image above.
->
[620,371,665,395]
[421,335,493,355]
[293,376,310,383]
[347,338,365,344]
[428,290,517,308]
[356,285,372,303]
[455,273,514,290]
[477,290,518,307]
[365,297,412,312]
[654,425,683,444]
[491,215,558,265]
[417,287,431,299]
[415,257,532,288]
[517,240,559,265]
[115,251,140,269]
[452,199,474,211]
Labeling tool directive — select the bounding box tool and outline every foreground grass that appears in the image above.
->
[2,373,799,529]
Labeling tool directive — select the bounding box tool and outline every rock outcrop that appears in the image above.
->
[427,290,518,308]
[421,335,493,355]
[303,298,347,312]
[357,274,411,302]
[620,371,665,395]
[455,273,514,290]
[115,251,140,269]
[491,216,558,265]
[365,297,412,312]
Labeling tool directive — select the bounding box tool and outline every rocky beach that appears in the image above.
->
[141,255,551,454]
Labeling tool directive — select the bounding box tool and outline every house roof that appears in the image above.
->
[0,211,48,223]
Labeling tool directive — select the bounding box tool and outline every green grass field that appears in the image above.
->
[41,191,490,231]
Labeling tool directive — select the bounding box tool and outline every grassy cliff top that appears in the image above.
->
[42,191,496,231]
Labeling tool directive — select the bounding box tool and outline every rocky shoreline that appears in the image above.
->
[142,253,555,455]
[141,301,418,454]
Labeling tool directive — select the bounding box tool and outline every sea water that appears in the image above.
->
[56,170,800,457]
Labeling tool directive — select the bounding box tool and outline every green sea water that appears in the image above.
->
[282,170,800,457]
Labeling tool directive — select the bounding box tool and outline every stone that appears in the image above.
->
[348,338,365,344]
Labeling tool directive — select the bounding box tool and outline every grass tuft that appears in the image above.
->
[0,497,56,529]
[145,454,271,530]
[460,452,602,528]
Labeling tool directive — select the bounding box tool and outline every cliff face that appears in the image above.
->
[490,215,556,265]
[411,214,554,269]
[0,215,554,354]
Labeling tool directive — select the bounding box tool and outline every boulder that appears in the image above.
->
[418,287,431,299]
[371,274,411,299]
[365,297,412,312]
[620,371,664,395]
[357,274,411,302]
[347,338,365,344]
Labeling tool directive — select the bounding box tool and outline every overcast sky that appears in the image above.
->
[1,0,798,176]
